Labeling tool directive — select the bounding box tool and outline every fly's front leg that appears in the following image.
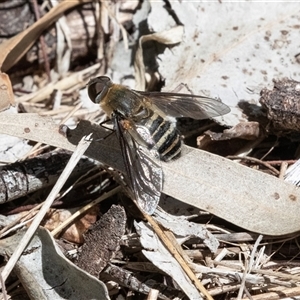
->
[95,119,115,141]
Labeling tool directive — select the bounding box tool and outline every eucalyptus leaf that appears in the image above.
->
[0,227,109,300]
[0,113,300,235]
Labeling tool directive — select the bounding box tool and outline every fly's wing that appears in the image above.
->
[113,114,163,214]
[137,91,230,119]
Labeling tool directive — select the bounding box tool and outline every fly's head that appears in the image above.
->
[87,76,113,105]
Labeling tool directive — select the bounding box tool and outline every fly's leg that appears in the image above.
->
[95,119,115,141]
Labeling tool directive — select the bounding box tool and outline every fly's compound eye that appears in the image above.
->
[87,81,103,104]
[87,76,112,104]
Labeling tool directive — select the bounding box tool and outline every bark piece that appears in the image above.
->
[102,263,181,300]
[77,205,126,277]
[260,78,300,133]
[0,150,95,204]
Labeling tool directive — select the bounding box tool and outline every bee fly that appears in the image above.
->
[87,76,230,214]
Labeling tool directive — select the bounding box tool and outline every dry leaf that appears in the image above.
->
[0,227,109,299]
[0,72,14,111]
[0,135,31,164]
[43,206,99,244]
[135,220,202,300]
[205,122,261,141]
[1,113,300,235]
[149,2,300,127]
[134,26,184,90]
[16,63,101,104]
[154,209,219,254]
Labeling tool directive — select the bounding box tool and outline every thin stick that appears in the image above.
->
[279,161,289,180]
[227,155,280,176]
[0,274,7,300]
[237,234,263,299]
[0,135,92,284]
[144,213,213,300]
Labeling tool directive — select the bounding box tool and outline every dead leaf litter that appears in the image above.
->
[0,1,300,300]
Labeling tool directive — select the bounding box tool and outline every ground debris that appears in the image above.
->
[1,1,300,300]
[102,263,183,300]
[260,78,300,134]
[76,205,126,277]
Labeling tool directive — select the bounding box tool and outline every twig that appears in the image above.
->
[209,283,241,296]
[263,159,296,166]
[54,167,105,202]
[241,286,300,300]
[227,155,280,176]
[251,267,300,282]
[144,213,213,300]
[237,234,263,299]
[0,274,7,300]
[260,138,279,161]
[0,213,35,239]
[279,161,289,180]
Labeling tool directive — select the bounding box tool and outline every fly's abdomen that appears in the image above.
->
[141,113,182,161]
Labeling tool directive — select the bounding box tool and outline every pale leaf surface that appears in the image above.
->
[149,2,300,126]
[0,113,299,235]
[0,227,109,299]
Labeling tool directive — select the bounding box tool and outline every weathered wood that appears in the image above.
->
[0,150,95,204]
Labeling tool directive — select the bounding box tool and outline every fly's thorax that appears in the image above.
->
[137,112,182,161]
[100,85,148,119]
[100,99,114,117]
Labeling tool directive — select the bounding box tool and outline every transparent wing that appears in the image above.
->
[137,91,230,119]
[113,114,162,214]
